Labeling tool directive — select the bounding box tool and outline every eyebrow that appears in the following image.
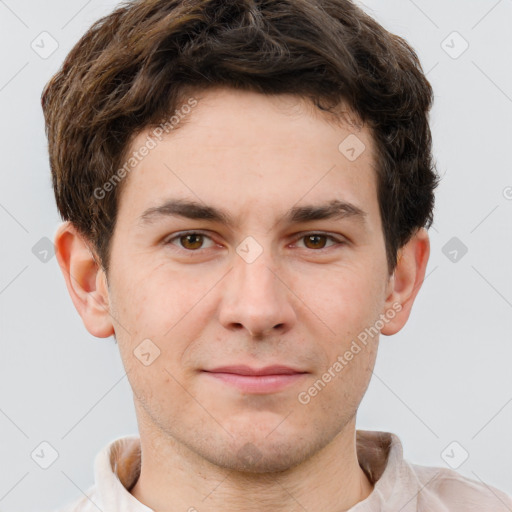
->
[138,198,367,228]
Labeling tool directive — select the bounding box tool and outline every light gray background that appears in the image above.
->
[0,0,511,510]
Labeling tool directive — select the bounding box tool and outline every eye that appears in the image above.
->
[163,231,346,253]
[164,231,216,251]
[293,233,345,250]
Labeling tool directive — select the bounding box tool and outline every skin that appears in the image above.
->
[55,86,429,512]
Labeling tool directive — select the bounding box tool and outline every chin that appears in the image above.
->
[215,446,306,474]
[197,431,322,474]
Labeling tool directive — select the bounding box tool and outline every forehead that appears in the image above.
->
[116,87,380,230]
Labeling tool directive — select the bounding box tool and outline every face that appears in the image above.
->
[99,87,400,472]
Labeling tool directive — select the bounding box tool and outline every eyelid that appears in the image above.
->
[163,230,347,252]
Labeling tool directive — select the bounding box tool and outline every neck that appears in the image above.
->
[130,416,374,512]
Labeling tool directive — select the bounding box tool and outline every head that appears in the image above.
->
[43,0,438,472]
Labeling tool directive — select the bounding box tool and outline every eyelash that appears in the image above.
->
[163,231,346,253]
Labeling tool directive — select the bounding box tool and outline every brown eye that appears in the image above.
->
[303,234,328,249]
[165,231,216,251]
[298,233,342,250]
[179,233,204,250]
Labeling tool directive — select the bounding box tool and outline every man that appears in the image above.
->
[42,0,512,510]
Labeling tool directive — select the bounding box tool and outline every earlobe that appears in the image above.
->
[54,222,115,338]
[380,227,430,336]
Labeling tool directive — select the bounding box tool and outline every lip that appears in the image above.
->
[202,365,308,394]
[205,365,306,376]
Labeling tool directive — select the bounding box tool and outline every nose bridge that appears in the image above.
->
[234,238,282,309]
[219,236,294,336]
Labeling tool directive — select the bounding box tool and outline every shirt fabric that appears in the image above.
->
[56,429,512,512]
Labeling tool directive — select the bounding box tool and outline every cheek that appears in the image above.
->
[110,269,208,377]
[111,266,181,335]
[306,263,384,334]
[309,278,381,404]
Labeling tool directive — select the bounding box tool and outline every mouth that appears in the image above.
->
[201,365,309,394]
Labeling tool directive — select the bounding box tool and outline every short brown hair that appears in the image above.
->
[41,0,439,275]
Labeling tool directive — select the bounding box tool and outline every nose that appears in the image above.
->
[218,248,296,339]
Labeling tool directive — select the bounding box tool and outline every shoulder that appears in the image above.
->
[409,462,512,511]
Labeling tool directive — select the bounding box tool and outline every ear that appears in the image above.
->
[54,221,115,338]
[380,227,430,336]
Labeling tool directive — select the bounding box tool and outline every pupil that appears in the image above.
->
[184,234,202,249]
[307,235,325,249]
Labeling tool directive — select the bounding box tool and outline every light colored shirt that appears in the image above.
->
[56,429,512,511]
